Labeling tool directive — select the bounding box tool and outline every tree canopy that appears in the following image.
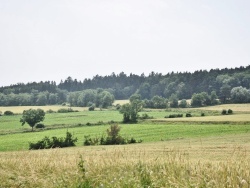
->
[20,109,45,131]
[1,65,250,106]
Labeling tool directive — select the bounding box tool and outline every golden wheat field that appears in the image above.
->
[0,134,250,187]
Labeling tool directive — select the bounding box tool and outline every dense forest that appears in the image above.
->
[0,65,250,108]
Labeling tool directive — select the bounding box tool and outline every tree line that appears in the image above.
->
[0,65,250,106]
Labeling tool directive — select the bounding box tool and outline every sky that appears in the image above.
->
[0,0,250,86]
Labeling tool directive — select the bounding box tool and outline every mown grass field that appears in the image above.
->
[1,122,250,152]
[0,103,250,187]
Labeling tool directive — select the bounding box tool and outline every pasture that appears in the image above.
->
[0,103,250,187]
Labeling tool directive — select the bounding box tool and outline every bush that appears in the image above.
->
[83,135,99,146]
[140,113,153,120]
[35,123,45,129]
[167,114,183,118]
[4,111,14,116]
[108,120,115,124]
[83,124,142,146]
[57,108,78,113]
[115,104,121,110]
[201,113,205,116]
[29,132,78,150]
[228,109,233,114]
[221,109,227,115]
[88,105,95,111]
[46,109,56,113]
[186,113,192,117]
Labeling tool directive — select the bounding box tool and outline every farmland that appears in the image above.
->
[0,103,250,187]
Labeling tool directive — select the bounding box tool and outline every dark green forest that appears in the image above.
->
[0,65,250,108]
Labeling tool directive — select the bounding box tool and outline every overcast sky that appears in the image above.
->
[0,0,250,86]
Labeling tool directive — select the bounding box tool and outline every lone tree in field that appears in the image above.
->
[119,95,143,123]
[20,109,45,131]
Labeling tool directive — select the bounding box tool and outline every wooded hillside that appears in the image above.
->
[0,65,249,107]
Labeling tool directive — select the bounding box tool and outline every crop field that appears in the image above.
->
[193,103,250,113]
[155,113,250,123]
[0,103,250,187]
[0,134,249,187]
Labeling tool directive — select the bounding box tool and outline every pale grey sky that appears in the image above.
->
[0,0,250,86]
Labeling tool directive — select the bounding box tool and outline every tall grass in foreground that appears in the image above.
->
[0,146,249,187]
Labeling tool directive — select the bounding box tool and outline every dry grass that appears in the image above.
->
[193,103,250,113]
[113,100,129,106]
[0,134,250,187]
[156,113,250,122]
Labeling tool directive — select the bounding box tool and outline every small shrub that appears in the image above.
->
[88,105,95,111]
[57,108,78,113]
[201,113,205,116]
[97,121,104,125]
[115,104,121,110]
[167,114,183,118]
[29,132,77,150]
[228,109,233,114]
[83,124,142,146]
[140,113,153,120]
[83,135,99,146]
[4,111,14,116]
[46,109,56,113]
[221,109,227,115]
[127,137,142,144]
[186,113,192,117]
[35,123,45,129]
[86,122,92,126]
[108,120,115,124]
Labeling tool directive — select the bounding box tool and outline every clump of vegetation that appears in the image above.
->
[20,109,45,131]
[46,109,56,113]
[228,109,233,114]
[119,95,143,123]
[35,123,45,129]
[222,109,233,115]
[115,104,121,110]
[139,113,154,120]
[29,132,77,149]
[178,99,188,108]
[186,113,192,117]
[201,112,205,116]
[88,105,95,111]
[57,108,79,113]
[4,110,14,116]
[83,135,100,146]
[83,124,142,146]
[221,109,227,115]
[166,114,183,118]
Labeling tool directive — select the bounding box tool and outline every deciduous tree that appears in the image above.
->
[20,109,45,131]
